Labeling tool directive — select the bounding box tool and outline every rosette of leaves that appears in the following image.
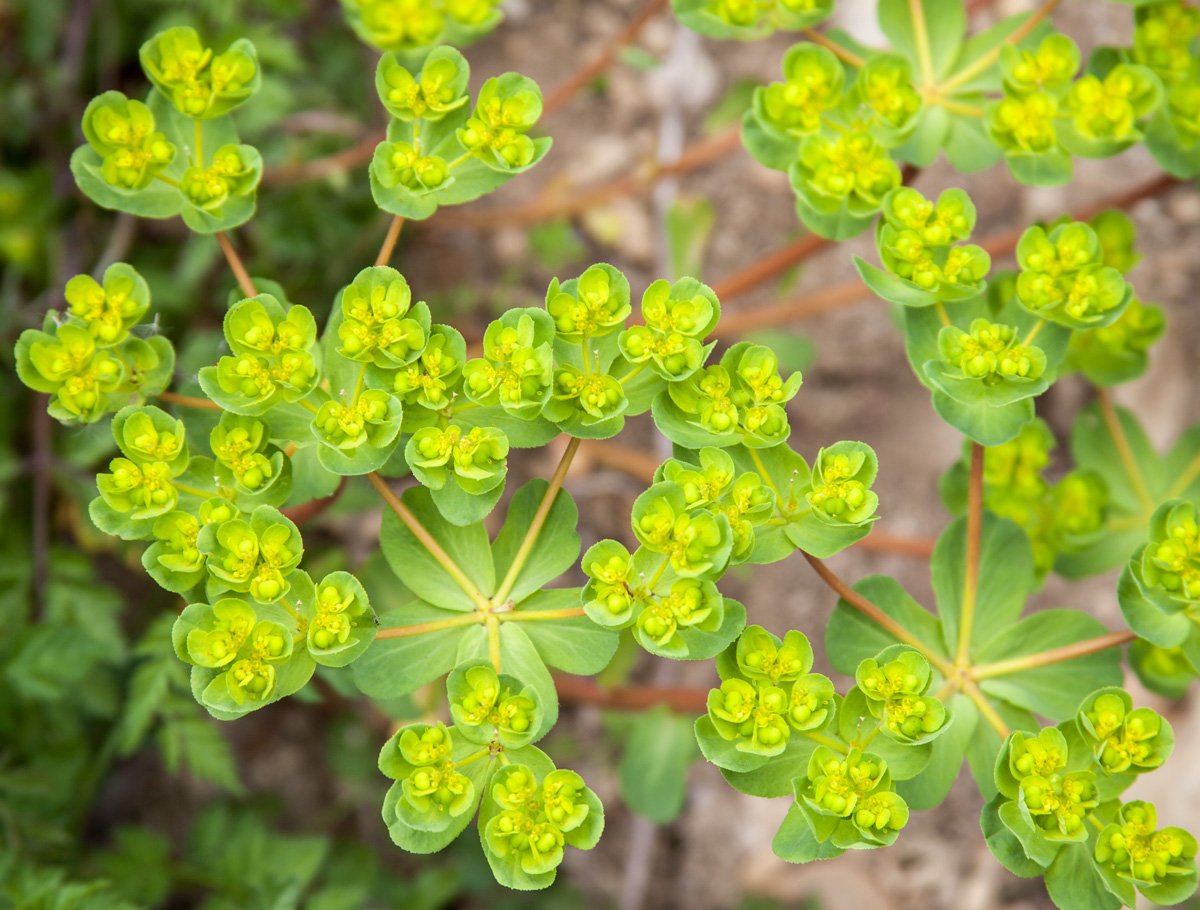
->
[341,0,504,60]
[856,187,991,307]
[826,510,1123,811]
[172,575,318,719]
[580,537,746,660]
[447,660,542,750]
[197,504,305,604]
[15,265,172,425]
[199,293,320,417]
[903,273,1072,446]
[671,0,834,40]
[654,342,802,448]
[370,50,551,220]
[209,413,293,510]
[352,481,619,739]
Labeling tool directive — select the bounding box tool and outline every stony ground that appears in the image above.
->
[226,2,1200,908]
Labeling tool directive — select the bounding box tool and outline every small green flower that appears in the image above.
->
[854,54,922,133]
[987,90,1059,154]
[376,47,470,121]
[213,295,319,409]
[856,650,931,704]
[307,574,368,653]
[344,0,445,51]
[80,92,176,190]
[549,367,626,424]
[632,483,729,577]
[199,507,304,603]
[210,414,274,492]
[408,424,508,492]
[379,723,478,831]
[787,673,835,732]
[139,27,259,118]
[457,74,544,170]
[1001,34,1080,94]
[18,322,124,422]
[883,187,976,246]
[1066,65,1161,143]
[150,510,205,576]
[116,406,189,471]
[483,765,597,876]
[794,132,901,211]
[707,678,792,755]
[1166,76,1200,143]
[314,390,400,450]
[1079,689,1174,774]
[633,578,723,654]
[1016,222,1132,328]
[1133,1,1200,84]
[581,540,638,627]
[757,44,843,137]
[1006,727,1069,781]
[735,625,814,684]
[180,145,261,212]
[374,141,452,194]
[806,443,879,525]
[876,692,947,743]
[1049,471,1107,539]
[800,747,889,820]
[64,264,150,345]
[545,264,631,341]
[1139,500,1200,606]
[1094,801,1199,891]
[448,661,539,748]
[1019,770,1098,840]
[387,324,464,411]
[338,267,427,368]
[619,278,717,380]
[96,457,179,519]
[183,597,260,668]
[850,788,909,843]
[462,310,554,417]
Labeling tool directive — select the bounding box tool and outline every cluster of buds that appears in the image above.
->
[804,443,880,528]
[855,650,948,744]
[757,45,844,137]
[342,0,503,54]
[96,406,192,521]
[867,187,991,305]
[457,74,545,171]
[481,762,602,881]
[306,572,374,665]
[178,598,292,705]
[632,481,731,578]
[380,723,479,835]
[797,747,909,847]
[706,626,836,755]
[1077,688,1174,775]
[546,264,631,342]
[448,661,540,749]
[210,413,289,506]
[937,318,1047,384]
[987,89,1060,155]
[634,578,725,656]
[408,424,509,495]
[179,144,261,214]
[1016,221,1133,328]
[619,277,718,382]
[997,727,1099,842]
[387,325,465,415]
[314,391,402,452]
[80,93,175,190]
[657,447,776,559]
[197,505,304,604]
[463,309,554,418]
[853,55,923,136]
[1001,34,1080,96]
[793,132,902,231]
[208,295,319,413]
[140,27,258,119]
[1066,65,1162,146]
[1094,801,1199,900]
[667,343,802,445]
[677,0,834,38]
[17,263,164,423]
[338,267,429,368]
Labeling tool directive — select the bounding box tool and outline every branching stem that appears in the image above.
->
[970,630,1136,679]
[908,0,936,85]
[938,0,1063,93]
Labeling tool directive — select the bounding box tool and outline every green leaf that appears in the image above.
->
[974,609,1123,719]
[457,622,558,740]
[998,799,1062,867]
[1004,148,1074,187]
[772,800,845,863]
[69,146,183,219]
[513,588,618,676]
[898,692,977,810]
[878,0,966,81]
[491,479,580,605]
[351,601,464,699]
[932,512,1034,658]
[379,485,494,611]
[694,715,769,774]
[430,476,505,527]
[720,729,820,798]
[825,575,945,676]
[981,793,1047,877]
[964,701,1037,800]
[619,706,698,823]
[1045,841,1122,910]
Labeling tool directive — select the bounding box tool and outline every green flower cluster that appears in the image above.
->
[341,0,503,56]
[95,406,193,524]
[71,28,263,233]
[369,48,550,220]
[1094,801,1199,904]
[702,626,836,757]
[987,29,1164,184]
[1077,688,1174,775]
[942,420,1108,576]
[448,661,541,750]
[15,264,171,423]
[995,726,1100,844]
[1120,501,1200,656]
[857,187,991,308]
[1015,221,1133,329]
[855,650,948,745]
[672,0,834,39]
[739,43,916,239]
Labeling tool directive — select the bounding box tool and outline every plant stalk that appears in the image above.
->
[970,629,1137,680]
[215,231,257,298]
[956,442,984,668]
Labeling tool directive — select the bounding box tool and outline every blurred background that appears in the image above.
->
[2,0,1199,907]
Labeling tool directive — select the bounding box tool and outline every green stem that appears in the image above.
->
[447,151,473,170]
[970,629,1136,680]
[412,119,421,155]
[618,363,646,385]
[174,481,216,499]
[487,615,502,672]
[195,119,204,167]
[351,362,367,405]
[961,677,1010,738]
[938,0,1063,94]
[935,302,951,327]
[956,442,984,668]
[1095,387,1155,511]
[457,748,491,767]
[158,391,222,410]
[277,596,302,624]
[802,28,866,69]
[298,397,321,415]
[802,730,850,754]
[366,471,492,610]
[154,173,181,188]
[859,719,885,749]
[908,0,936,85]
[492,437,583,605]
[581,338,592,378]
[500,606,587,622]
[749,447,782,502]
[375,612,485,639]
[646,557,669,592]
[1022,319,1046,347]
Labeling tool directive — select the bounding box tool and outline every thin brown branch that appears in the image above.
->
[159,391,223,410]
[432,126,741,230]
[261,131,384,185]
[971,629,1137,680]
[281,477,347,525]
[855,530,938,558]
[542,0,671,116]
[709,233,830,302]
[375,216,406,267]
[215,231,257,298]
[554,674,710,713]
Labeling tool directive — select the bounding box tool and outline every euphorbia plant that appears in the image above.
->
[14,1,1200,906]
